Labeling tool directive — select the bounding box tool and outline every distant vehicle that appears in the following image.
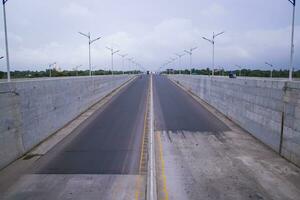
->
[147,71,150,74]
[229,71,237,78]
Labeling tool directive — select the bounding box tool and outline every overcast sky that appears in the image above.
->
[0,0,299,71]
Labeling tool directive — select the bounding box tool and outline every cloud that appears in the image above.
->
[7,19,299,71]
[61,3,93,18]
[200,3,227,17]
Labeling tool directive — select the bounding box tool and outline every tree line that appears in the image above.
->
[0,69,141,79]
[164,68,300,78]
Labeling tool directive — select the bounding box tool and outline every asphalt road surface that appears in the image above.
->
[153,75,229,132]
[34,75,149,174]
[153,75,300,200]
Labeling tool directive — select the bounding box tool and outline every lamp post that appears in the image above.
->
[288,0,296,80]
[49,62,56,77]
[118,53,127,74]
[175,53,185,74]
[184,47,198,75]
[169,57,176,74]
[235,65,242,77]
[2,0,10,82]
[78,32,101,77]
[106,47,120,75]
[132,60,138,73]
[75,65,82,76]
[127,57,134,74]
[165,61,172,74]
[202,31,225,76]
[265,62,273,78]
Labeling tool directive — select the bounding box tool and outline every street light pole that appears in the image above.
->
[2,0,10,82]
[118,53,127,74]
[169,57,177,74]
[75,65,82,76]
[175,53,185,74]
[265,62,273,78]
[127,57,134,74]
[132,60,137,73]
[288,0,296,80]
[184,47,197,75]
[106,47,120,75]
[202,31,225,76]
[235,65,242,77]
[49,62,56,77]
[78,32,101,77]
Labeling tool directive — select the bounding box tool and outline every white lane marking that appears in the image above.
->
[148,74,157,200]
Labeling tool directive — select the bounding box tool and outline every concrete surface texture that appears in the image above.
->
[154,75,300,200]
[0,76,149,200]
[168,75,300,167]
[0,75,133,171]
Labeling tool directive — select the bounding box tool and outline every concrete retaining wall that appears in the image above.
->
[169,75,300,166]
[0,75,133,170]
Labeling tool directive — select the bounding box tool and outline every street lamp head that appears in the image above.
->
[90,36,101,44]
[265,62,273,67]
[78,32,90,38]
[184,50,191,55]
[202,37,213,44]
[214,31,225,38]
[106,47,120,55]
[113,50,120,55]
[175,53,185,57]
[0,56,4,60]
[288,0,296,6]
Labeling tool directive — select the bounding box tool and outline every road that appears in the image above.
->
[1,75,149,200]
[34,75,148,174]
[153,75,300,200]
[1,74,300,200]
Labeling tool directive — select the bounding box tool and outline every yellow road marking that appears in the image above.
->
[158,132,169,200]
[135,77,150,200]
[135,176,142,200]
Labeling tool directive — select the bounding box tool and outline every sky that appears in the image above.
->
[0,0,299,72]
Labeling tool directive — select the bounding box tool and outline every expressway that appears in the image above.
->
[1,74,300,200]
[153,75,300,200]
[1,75,149,199]
[33,75,149,175]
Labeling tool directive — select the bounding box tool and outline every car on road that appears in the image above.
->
[229,71,237,78]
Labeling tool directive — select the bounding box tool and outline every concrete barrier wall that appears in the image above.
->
[0,75,133,170]
[169,75,300,166]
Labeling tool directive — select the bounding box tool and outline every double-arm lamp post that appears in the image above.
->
[118,53,127,74]
[175,53,185,74]
[106,47,120,75]
[265,62,274,78]
[184,47,197,75]
[202,31,225,77]
[78,32,101,77]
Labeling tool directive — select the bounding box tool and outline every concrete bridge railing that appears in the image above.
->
[169,75,300,167]
[0,75,134,170]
